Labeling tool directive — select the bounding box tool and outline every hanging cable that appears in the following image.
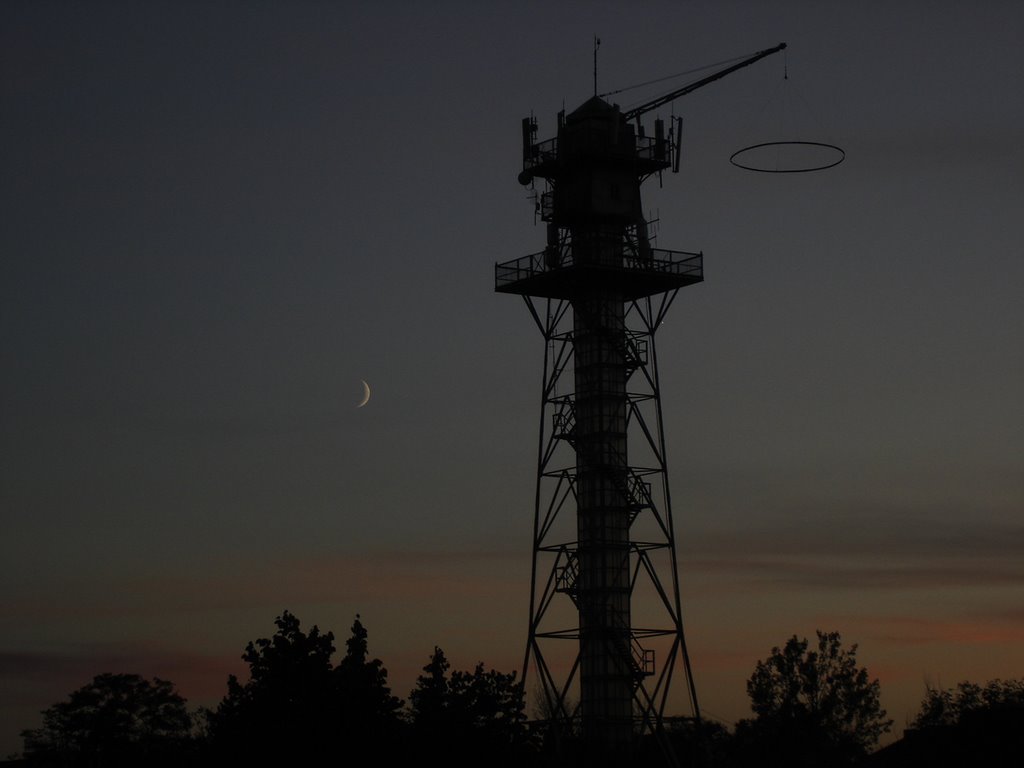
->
[600,50,763,99]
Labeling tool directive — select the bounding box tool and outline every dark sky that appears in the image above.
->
[2,0,1022,755]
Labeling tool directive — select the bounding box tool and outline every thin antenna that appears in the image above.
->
[593,35,601,96]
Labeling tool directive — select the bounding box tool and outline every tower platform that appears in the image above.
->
[495,247,702,301]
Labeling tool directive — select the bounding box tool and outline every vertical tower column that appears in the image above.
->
[573,280,633,746]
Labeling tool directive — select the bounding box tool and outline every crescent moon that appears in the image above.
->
[357,380,371,408]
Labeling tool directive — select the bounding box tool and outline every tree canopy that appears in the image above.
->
[21,673,192,767]
[739,630,891,766]
[913,678,1024,729]
[335,613,405,738]
[207,610,338,756]
[408,646,529,766]
[27,617,963,768]
[206,610,403,762]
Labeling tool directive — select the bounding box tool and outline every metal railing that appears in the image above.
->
[495,247,702,290]
[524,134,669,172]
[632,637,655,677]
[524,137,558,171]
[635,135,669,164]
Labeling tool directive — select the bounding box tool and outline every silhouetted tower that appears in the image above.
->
[495,44,786,764]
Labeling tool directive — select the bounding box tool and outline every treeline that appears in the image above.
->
[15,615,1024,767]
[19,611,529,768]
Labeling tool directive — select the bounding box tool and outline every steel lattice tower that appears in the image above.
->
[495,46,786,764]
[496,97,703,763]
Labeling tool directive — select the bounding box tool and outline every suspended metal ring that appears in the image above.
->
[729,140,845,173]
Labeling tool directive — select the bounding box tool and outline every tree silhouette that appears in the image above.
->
[334,613,404,742]
[408,646,450,733]
[870,678,1024,767]
[447,663,527,746]
[408,647,529,766]
[913,678,1024,729]
[738,630,891,766]
[207,610,403,762]
[207,610,338,760]
[21,673,193,767]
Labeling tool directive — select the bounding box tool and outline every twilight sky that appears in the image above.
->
[2,0,1022,756]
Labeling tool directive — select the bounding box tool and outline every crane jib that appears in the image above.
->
[622,42,787,122]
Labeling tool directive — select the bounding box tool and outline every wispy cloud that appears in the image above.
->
[685,554,1024,592]
[0,646,241,706]
[0,549,527,622]
[685,511,1023,559]
[680,513,1024,593]
[853,615,1024,649]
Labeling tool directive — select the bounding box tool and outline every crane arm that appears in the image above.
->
[622,42,786,122]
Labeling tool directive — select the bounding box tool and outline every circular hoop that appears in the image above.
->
[730,141,845,173]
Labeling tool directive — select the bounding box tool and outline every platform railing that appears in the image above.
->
[495,247,702,290]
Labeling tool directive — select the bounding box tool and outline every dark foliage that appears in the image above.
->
[24,619,953,768]
[912,678,1024,729]
[869,680,1024,768]
[206,610,403,762]
[736,630,891,767]
[20,673,193,767]
[408,645,450,733]
[335,613,405,740]
[654,717,731,768]
[408,646,530,766]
